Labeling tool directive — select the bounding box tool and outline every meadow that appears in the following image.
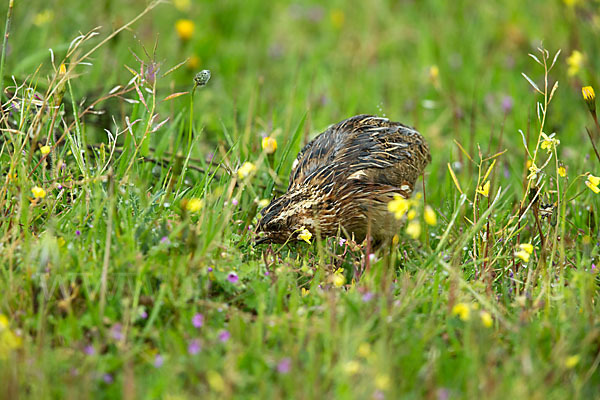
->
[1,0,599,398]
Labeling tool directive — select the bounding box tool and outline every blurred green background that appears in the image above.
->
[2,0,600,399]
[6,0,599,170]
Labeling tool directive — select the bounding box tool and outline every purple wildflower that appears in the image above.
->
[592,264,597,273]
[153,354,164,368]
[218,330,231,343]
[110,324,123,341]
[277,358,291,374]
[57,183,63,190]
[188,339,201,355]
[75,230,81,236]
[102,374,113,384]
[192,313,204,328]
[339,238,346,246]
[265,270,270,276]
[501,96,513,114]
[373,390,385,400]
[436,388,450,400]
[140,309,148,319]
[231,198,239,206]
[143,61,160,86]
[84,345,95,356]
[227,272,239,284]
[208,266,213,272]
[160,236,169,244]
[362,292,375,303]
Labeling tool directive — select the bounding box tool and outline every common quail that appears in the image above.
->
[256,114,431,244]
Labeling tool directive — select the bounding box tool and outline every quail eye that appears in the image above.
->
[272,221,287,232]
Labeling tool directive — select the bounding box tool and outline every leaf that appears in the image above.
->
[150,117,170,133]
[453,140,474,164]
[518,129,533,158]
[550,49,562,70]
[162,59,189,77]
[521,73,543,94]
[548,81,559,102]
[133,81,149,111]
[528,53,542,66]
[482,159,497,183]
[163,91,189,101]
[447,163,463,194]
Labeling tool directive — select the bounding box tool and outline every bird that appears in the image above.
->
[255,114,431,245]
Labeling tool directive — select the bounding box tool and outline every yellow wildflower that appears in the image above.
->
[301,288,310,297]
[407,209,417,220]
[258,199,269,208]
[0,315,22,360]
[582,86,595,102]
[185,198,203,213]
[452,303,471,321]
[206,370,225,392]
[33,10,53,26]
[565,354,580,368]
[424,205,437,226]
[586,180,600,194]
[343,360,361,375]
[388,195,410,219]
[187,55,200,70]
[175,19,195,41]
[406,221,421,239]
[582,86,596,114]
[567,50,583,76]
[477,180,490,197]
[527,163,540,181]
[515,243,534,262]
[237,162,256,179]
[31,186,46,199]
[173,0,191,11]
[331,273,345,287]
[429,65,440,88]
[59,63,67,75]
[586,174,600,194]
[357,343,371,358]
[540,132,560,154]
[392,234,399,245]
[480,311,493,328]
[330,9,345,30]
[375,374,390,391]
[519,243,534,254]
[40,145,51,155]
[298,228,312,244]
[515,250,530,263]
[261,136,278,154]
[563,0,579,6]
[558,166,566,177]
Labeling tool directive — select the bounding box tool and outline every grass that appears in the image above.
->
[1,0,600,398]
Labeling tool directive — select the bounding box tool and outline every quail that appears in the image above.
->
[256,114,431,244]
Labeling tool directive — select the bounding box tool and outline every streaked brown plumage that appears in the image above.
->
[256,114,431,244]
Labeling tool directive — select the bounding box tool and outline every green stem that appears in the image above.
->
[189,85,195,152]
[0,0,14,103]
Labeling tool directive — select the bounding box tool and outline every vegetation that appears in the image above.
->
[1,0,599,398]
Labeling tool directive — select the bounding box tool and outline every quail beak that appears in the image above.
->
[254,235,270,245]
